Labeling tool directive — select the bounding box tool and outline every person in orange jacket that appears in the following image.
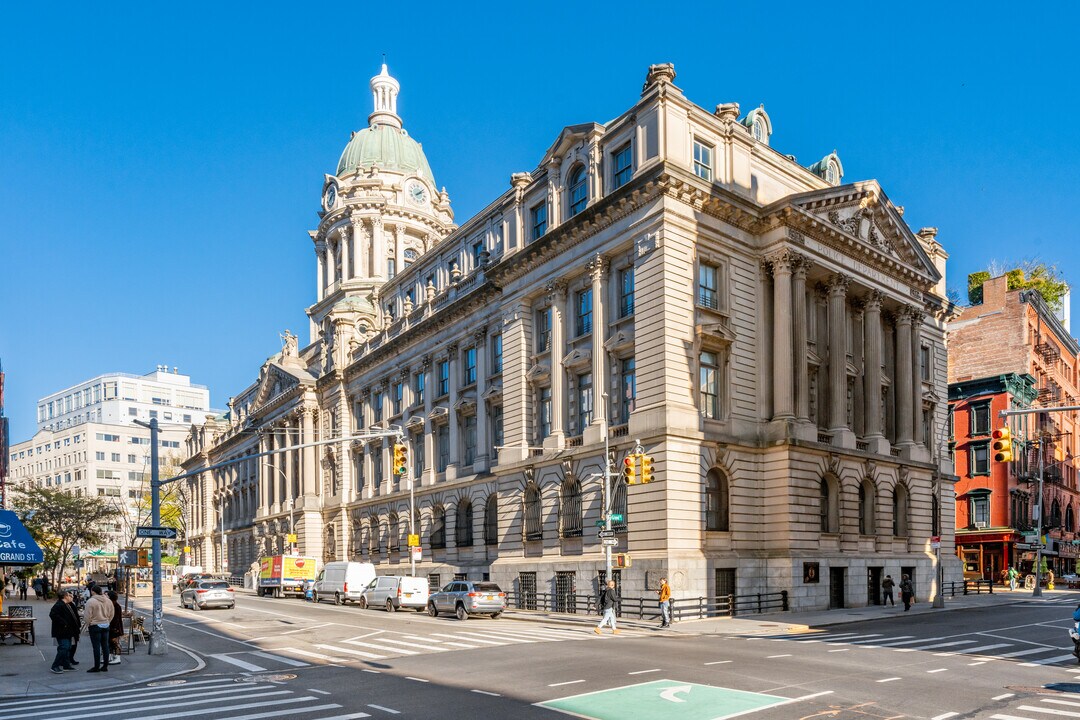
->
[658,577,672,628]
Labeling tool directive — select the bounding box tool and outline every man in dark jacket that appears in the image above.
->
[49,591,80,673]
[594,580,620,635]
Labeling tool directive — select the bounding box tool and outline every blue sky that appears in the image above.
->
[1,3,1077,441]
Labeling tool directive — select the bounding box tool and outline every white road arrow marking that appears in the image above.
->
[660,685,692,703]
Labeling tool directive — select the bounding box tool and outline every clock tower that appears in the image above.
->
[306,63,456,361]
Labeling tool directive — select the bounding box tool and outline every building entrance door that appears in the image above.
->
[867,567,882,606]
[829,567,846,609]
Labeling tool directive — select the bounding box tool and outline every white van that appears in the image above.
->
[312,562,376,605]
[360,575,429,612]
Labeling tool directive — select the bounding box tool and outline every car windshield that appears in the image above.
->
[474,583,502,593]
[201,581,230,589]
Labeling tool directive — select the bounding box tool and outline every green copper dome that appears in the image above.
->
[336,125,436,187]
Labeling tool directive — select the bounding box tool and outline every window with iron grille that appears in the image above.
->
[706,469,729,531]
[484,494,499,545]
[715,568,736,599]
[698,263,719,310]
[560,477,583,538]
[523,483,542,541]
[555,571,577,614]
[388,514,400,553]
[518,572,537,610]
[427,574,441,592]
[456,499,473,547]
[430,507,447,549]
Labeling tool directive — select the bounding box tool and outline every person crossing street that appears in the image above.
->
[658,577,672,628]
[594,580,620,635]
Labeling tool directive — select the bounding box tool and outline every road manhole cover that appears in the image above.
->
[236,674,296,683]
[147,680,187,687]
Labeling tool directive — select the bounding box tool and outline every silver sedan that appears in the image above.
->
[180,580,235,610]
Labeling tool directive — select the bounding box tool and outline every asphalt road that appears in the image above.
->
[10,591,1080,719]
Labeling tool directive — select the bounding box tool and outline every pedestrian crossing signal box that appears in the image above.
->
[614,553,631,568]
[119,548,139,567]
[138,548,150,567]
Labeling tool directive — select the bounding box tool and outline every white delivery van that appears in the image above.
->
[312,562,376,605]
[360,575,430,612]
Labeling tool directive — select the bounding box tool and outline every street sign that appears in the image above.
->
[136,526,178,539]
[609,514,624,523]
[285,533,297,544]
[183,546,192,553]
[407,534,420,547]
[410,546,422,561]
[71,544,80,559]
[598,530,616,539]
[601,537,619,547]
[930,535,941,550]
[595,521,606,528]
[73,559,84,569]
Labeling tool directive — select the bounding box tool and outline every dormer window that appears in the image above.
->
[826,161,838,184]
[568,166,588,216]
[752,120,763,141]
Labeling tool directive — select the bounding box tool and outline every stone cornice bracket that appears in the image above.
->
[314,240,327,253]
[587,253,609,280]
[827,273,852,296]
[399,367,410,380]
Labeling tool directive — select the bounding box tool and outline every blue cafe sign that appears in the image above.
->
[0,510,44,565]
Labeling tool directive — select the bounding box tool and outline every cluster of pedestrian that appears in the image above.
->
[593,576,675,635]
[49,581,124,675]
[2,574,29,600]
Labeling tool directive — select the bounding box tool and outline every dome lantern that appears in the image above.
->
[369,63,401,130]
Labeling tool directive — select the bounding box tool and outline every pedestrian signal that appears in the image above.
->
[392,443,409,476]
[137,548,150,567]
[641,454,654,483]
[614,553,632,568]
[622,454,638,484]
[992,427,1013,463]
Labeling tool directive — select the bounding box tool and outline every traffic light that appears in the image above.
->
[622,454,639,484]
[640,454,654,483]
[992,427,1013,463]
[614,553,632,568]
[392,443,409,476]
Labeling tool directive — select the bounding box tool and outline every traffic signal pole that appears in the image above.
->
[999,404,1080,597]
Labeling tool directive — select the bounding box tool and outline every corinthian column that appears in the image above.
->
[911,309,925,447]
[827,274,851,435]
[301,407,317,496]
[340,226,350,283]
[586,254,608,443]
[547,281,568,445]
[315,241,327,302]
[863,291,886,447]
[895,307,914,447]
[792,255,811,422]
[767,251,795,420]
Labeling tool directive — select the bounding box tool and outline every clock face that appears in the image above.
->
[323,185,337,211]
[407,180,428,206]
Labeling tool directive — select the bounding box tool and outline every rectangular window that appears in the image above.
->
[111,453,120,462]
[700,351,720,419]
[463,347,477,385]
[698,263,720,310]
[612,142,633,189]
[464,415,477,465]
[491,334,502,374]
[413,432,425,478]
[971,443,990,475]
[473,241,484,266]
[921,345,931,382]
[393,383,403,415]
[149,410,158,419]
[103,381,118,400]
[531,203,547,241]
[576,289,593,336]
[183,414,191,423]
[437,425,450,472]
[127,454,136,464]
[693,139,713,182]
[971,402,991,436]
[948,404,955,440]
[539,387,552,439]
[620,358,636,424]
[536,307,552,352]
[414,372,425,406]
[95,452,105,461]
[130,437,150,445]
[971,494,990,526]
[388,258,396,279]
[619,267,635,318]
[577,373,593,430]
[437,361,450,396]
[491,405,503,461]
[373,391,383,423]
[372,452,383,485]
[128,407,137,417]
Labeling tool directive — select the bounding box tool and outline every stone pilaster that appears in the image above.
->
[339,226,350,283]
[447,343,460,480]
[546,281,568,447]
[827,274,853,446]
[474,328,489,471]
[585,255,608,444]
[894,307,915,448]
[767,250,795,420]
[863,291,889,454]
[792,255,811,423]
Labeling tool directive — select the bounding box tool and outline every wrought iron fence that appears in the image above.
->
[940,579,993,597]
[504,590,788,620]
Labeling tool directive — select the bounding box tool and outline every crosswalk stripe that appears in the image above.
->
[279,647,351,663]
[315,643,387,659]
[352,637,447,652]
[209,653,269,672]
[948,643,1014,656]
[426,639,478,648]
[1017,705,1080,717]
[248,651,310,667]
[311,715,371,720]
[999,647,1060,658]
[11,689,296,720]
[450,630,535,644]
[338,639,421,655]
[431,632,503,645]
[457,629,550,643]
[786,633,864,642]
[5,686,275,719]
[991,715,1039,719]
[184,703,341,720]
[876,636,947,647]
[1020,653,1080,666]
[139,696,322,720]
[849,635,913,645]
[0,679,239,709]
[897,640,976,652]
[823,634,884,643]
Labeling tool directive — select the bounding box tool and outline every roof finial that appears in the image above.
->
[369,61,401,129]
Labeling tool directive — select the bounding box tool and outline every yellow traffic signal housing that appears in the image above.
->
[622,454,638,484]
[137,548,150,567]
[641,454,654,483]
[992,427,1013,463]
[614,553,632,568]
[392,443,409,476]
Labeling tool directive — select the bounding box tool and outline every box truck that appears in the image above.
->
[257,555,317,598]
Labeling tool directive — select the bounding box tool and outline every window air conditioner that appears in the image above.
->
[974,521,987,529]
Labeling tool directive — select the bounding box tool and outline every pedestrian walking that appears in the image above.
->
[594,580,620,635]
[83,585,115,672]
[32,576,42,600]
[107,590,124,664]
[1007,566,1019,592]
[657,577,672,627]
[899,574,914,611]
[881,575,895,606]
[49,591,80,674]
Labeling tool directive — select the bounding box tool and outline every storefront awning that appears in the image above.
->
[0,510,44,566]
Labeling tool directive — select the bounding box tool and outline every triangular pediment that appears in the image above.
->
[252,362,312,411]
[779,181,941,284]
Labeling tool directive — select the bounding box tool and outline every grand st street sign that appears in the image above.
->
[0,510,44,565]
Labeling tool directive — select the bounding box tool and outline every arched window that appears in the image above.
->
[893,485,910,537]
[404,248,419,268]
[430,506,447,549]
[568,166,588,217]
[523,483,542,541]
[820,476,839,533]
[1067,504,1075,533]
[612,479,628,532]
[456,499,473,547]
[706,469,729,532]
[859,479,875,535]
[752,119,763,141]
[826,161,838,185]
[484,494,499,546]
[368,516,380,555]
[559,477,583,538]
[388,513,400,553]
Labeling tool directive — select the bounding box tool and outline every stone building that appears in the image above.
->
[949,273,1080,577]
[183,63,960,610]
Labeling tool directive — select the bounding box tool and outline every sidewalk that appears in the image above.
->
[503,586,1056,636]
[0,597,202,698]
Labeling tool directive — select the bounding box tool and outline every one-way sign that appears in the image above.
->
[598,529,616,539]
[136,526,178,539]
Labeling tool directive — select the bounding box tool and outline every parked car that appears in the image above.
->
[427,581,506,620]
[312,562,376,605]
[180,580,235,610]
[359,575,429,612]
